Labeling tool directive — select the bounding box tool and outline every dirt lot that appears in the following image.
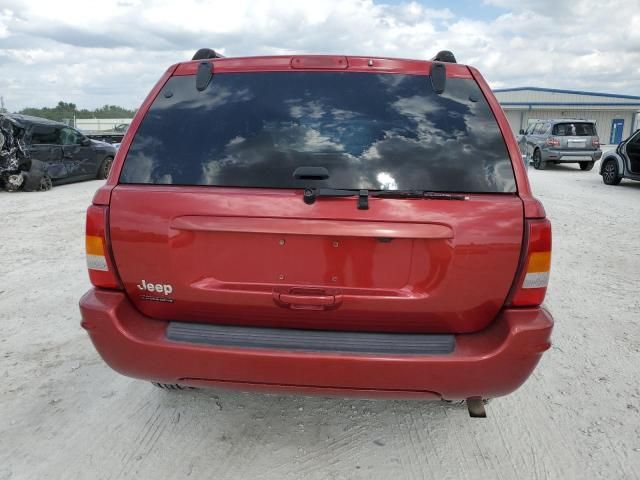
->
[1,165,639,480]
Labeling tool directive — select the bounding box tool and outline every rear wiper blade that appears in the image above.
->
[369,190,424,198]
[303,188,468,210]
[371,190,468,200]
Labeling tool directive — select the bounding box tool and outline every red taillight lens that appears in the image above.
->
[592,137,600,147]
[86,205,121,289]
[508,218,552,307]
[546,137,560,147]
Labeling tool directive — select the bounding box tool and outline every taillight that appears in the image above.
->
[546,137,560,147]
[592,137,600,147]
[508,218,552,307]
[86,205,121,289]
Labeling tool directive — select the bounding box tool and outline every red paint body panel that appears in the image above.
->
[108,187,523,333]
[172,55,473,78]
[80,289,552,399]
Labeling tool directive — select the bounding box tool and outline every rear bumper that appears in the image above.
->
[80,289,553,400]
[542,149,602,161]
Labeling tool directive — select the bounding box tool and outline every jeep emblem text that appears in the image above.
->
[137,280,173,296]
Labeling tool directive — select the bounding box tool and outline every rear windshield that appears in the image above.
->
[552,122,596,136]
[121,72,515,192]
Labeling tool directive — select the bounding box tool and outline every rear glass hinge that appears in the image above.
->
[196,61,213,91]
[430,62,446,94]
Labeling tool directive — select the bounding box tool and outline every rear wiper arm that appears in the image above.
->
[303,188,361,205]
[303,188,467,210]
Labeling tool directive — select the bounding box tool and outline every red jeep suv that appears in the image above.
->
[80,49,553,417]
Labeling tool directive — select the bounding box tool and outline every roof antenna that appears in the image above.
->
[431,50,457,63]
[192,48,225,60]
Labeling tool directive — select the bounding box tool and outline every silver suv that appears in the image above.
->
[518,119,602,170]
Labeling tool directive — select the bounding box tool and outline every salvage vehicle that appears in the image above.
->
[600,129,640,185]
[0,114,52,192]
[7,114,116,184]
[79,50,554,418]
[518,119,602,170]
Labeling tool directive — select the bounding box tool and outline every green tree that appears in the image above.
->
[17,102,136,122]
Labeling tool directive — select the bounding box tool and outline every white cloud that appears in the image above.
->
[0,0,638,111]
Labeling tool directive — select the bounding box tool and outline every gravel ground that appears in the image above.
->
[1,165,639,480]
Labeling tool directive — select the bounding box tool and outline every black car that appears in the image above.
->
[600,129,640,185]
[9,114,116,184]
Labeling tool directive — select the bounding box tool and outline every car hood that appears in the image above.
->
[91,139,116,152]
[90,139,112,148]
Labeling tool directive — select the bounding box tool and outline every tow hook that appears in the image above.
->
[466,397,487,418]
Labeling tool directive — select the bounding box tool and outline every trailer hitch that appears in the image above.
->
[466,397,487,418]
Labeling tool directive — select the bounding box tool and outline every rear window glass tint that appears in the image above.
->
[121,72,515,193]
[552,122,596,136]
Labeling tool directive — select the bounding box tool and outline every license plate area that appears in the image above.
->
[188,232,415,289]
[567,138,587,148]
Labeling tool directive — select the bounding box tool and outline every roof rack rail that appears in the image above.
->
[431,50,456,64]
[192,48,225,60]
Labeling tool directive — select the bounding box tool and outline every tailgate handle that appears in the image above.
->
[273,289,343,310]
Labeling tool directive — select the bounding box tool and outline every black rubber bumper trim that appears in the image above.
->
[166,322,455,356]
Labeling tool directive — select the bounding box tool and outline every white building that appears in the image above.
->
[494,87,640,145]
[74,118,132,132]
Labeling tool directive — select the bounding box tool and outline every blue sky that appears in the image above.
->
[0,0,637,110]
[385,0,506,20]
